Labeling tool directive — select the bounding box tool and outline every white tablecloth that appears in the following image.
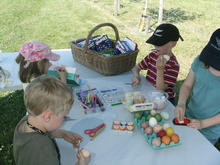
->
[57,74,220,165]
[1,49,220,165]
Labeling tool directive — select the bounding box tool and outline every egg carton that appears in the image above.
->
[111,121,135,135]
[123,102,154,112]
[142,130,181,150]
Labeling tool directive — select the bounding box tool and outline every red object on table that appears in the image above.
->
[84,123,106,139]
[173,118,190,126]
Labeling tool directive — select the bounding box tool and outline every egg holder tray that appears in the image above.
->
[111,121,135,135]
[141,128,181,150]
[134,118,181,150]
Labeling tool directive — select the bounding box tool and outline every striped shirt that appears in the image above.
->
[138,52,179,99]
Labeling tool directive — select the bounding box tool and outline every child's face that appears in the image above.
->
[46,110,69,131]
[154,41,176,55]
[45,61,52,73]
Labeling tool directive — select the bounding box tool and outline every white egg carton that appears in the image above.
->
[123,102,154,112]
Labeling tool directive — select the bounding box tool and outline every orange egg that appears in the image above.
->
[161,135,171,145]
[171,133,180,143]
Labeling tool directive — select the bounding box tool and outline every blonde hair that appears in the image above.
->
[24,74,73,116]
[16,54,49,83]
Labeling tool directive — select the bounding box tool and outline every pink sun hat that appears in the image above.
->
[19,41,60,63]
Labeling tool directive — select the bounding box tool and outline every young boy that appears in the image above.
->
[131,23,183,104]
[13,75,90,165]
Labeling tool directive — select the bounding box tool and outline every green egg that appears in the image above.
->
[154,113,162,122]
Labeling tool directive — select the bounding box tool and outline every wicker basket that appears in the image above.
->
[70,23,139,76]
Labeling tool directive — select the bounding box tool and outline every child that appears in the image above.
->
[131,23,183,104]
[175,28,220,145]
[13,74,91,165]
[16,41,67,90]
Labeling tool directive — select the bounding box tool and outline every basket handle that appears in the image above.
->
[83,23,120,52]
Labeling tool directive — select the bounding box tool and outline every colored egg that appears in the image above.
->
[144,127,153,135]
[161,135,171,145]
[112,125,120,130]
[152,138,161,147]
[163,123,171,130]
[171,133,180,143]
[166,127,174,137]
[113,121,120,125]
[127,122,134,126]
[81,149,90,157]
[160,112,169,120]
[149,117,157,127]
[150,110,157,116]
[153,124,163,133]
[126,126,134,131]
[141,122,149,129]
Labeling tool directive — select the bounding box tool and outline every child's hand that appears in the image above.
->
[55,66,67,83]
[61,130,83,148]
[187,119,204,129]
[175,104,186,121]
[131,76,140,86]
[76,149,91,165]
[156,56,166,71]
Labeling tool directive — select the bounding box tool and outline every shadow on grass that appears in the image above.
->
[0,90,25,165]
[148,7,201,24]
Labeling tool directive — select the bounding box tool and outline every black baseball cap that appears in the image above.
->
[146,23,183,46]
[199,28,220,70]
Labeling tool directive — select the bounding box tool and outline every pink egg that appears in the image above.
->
[141,122,149,129]
[152,138,161,147]
[144,127,153,135]
[153,124,163,133]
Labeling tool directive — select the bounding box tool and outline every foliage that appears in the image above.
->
[0,90,26,165]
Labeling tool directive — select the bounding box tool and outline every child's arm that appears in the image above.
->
[156,56,168,91]
[175,69,195,121]
[56,66,67,84]
[131,65,141,86]
[51,129,83,148]
[188,113,220,130]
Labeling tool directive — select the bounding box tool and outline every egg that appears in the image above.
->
[153,124,163,133]
[141,122,149,129]
[149,117,157,127]
[150,110,157,116]
[144,127,153,135]
[161,135,171,145]
[163,123,171,130]
[163,55,170,61]
[81,149,90,157]
[152,138,161,147]
[160,112,169,120]
[171,133,180,143]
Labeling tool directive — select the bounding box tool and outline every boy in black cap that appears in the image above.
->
[175,28,220,145]
[131,23,183,104]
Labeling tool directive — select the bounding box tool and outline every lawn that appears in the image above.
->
[0,0,220,164]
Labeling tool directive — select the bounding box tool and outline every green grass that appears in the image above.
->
[0,0,220,164]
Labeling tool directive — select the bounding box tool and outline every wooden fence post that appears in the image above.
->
[158,0,163,24]
[114,0,120,16]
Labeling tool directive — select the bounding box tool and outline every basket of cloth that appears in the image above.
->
[70,23,139,76]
